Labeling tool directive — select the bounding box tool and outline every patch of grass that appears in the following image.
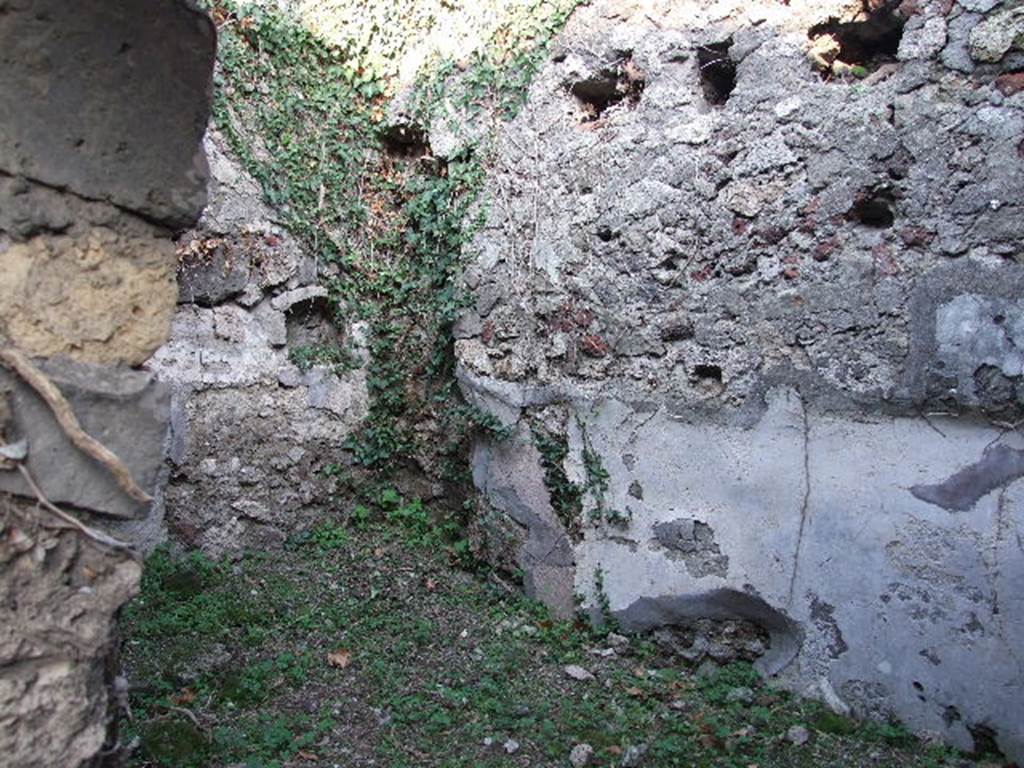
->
[123,520,967,768]
[697,661,763,705]
[139,720,211,768]
[813,708,860,736]
[308,520,352,551]
[206,711,335,768]
[125,550,267,649]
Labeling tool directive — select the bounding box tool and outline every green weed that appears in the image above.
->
[532,427,583,531]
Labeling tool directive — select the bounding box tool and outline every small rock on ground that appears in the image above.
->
[607,632,629,647]
[725,686,755,705]
[621,743,648,767]
[504,739,520,754]
[787,725,811,746]
[668,698,695,713]
[695,659,718,678]
[564,664,595,681]
[570,742,594,767]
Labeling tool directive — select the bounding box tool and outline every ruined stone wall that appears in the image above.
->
[145,131,370,556]
[456,0,1024,759]
[0,2,215,765]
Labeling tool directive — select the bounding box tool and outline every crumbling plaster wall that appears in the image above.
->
[0,1,215,766]
[456,0,1024,759]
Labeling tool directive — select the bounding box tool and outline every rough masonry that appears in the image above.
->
[453,0,1024,760]
[0,1,215,765]
[145,130,370,555]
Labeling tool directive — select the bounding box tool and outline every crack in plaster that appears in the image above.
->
[787,402,812,608]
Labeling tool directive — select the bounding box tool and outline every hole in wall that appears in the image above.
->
[694,364,723,382]
[651,618,769,666]
[285,296,343,350]
[697,39,736,105]
[972,364,1023,419]
[569,53,645,122]
[942,705,962,727]
[886,146,913,180]
[693,364,725,397]
[849,188,895,228]
[808,0,905,80]
[614,588,805,676]
[379,123,431,159]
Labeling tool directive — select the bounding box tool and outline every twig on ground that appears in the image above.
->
[164,705,203,730]
[489,571,515,594]
[148,703,204,730]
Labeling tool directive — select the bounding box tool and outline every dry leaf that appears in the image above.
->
[171,687,196,705]
[625,686,644,697]
[296,750,319,761]
[327,648,352,669]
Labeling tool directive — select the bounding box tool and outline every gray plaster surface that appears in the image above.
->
[496,389,1024,757]
[454,0,1024,758]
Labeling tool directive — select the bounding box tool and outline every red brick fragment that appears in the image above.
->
[899,226,934,248]
[580,334,610,357]
[690,265,714,282]
[813,236,841,262]
[757,225,787,245]
[873,244,900,276]
[898,0,921,17]
[995,72,1024,97]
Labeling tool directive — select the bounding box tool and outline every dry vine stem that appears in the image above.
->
[0,347,152,511]
[17,463,133,551]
